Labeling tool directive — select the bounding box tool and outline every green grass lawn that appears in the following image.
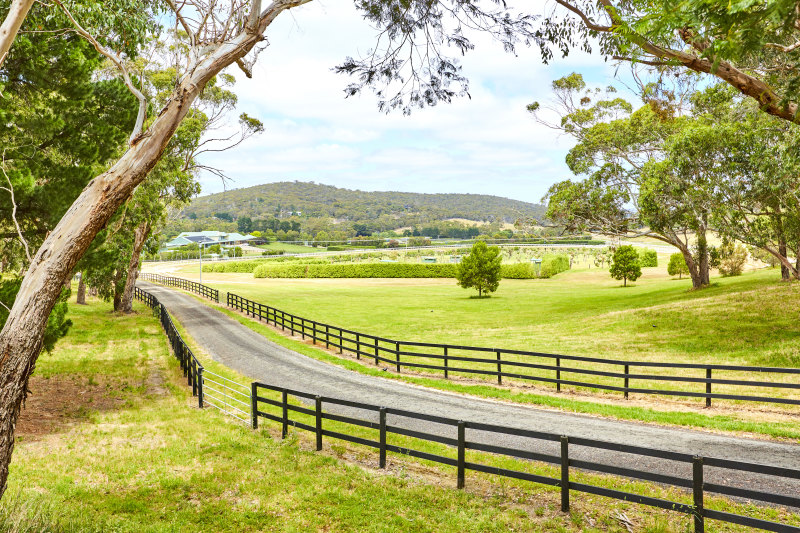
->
[177,265,800,411]
[11,295,790,532]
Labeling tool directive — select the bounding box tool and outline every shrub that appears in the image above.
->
[719,244,748,277]
[609,245,641,286]
[638,248,658,268]
[253,263,459,279]
[667,253,689,279]
[500,263,536,279]
[201,260,266,273]
[539,254,570,278]
[325,246,346,251]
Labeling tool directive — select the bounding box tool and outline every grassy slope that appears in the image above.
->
[5,297,712,532]
[191,267,800,368]
[164,264,800,433]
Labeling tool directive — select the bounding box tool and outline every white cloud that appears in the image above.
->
[196,0,628,204]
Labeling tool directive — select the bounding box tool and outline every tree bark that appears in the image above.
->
[0,0,34,68]
[795,245,799,275]
[119,221,150,313]
[76,272,86,305]
[0,2,292,496]
[779,239,790,281]
[112,269,124,312]
[669,239,704,290]
[696,225,710,287]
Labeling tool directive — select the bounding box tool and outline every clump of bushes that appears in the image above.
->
[500,263,536,279]
[251,262,547,279]
[667,253,689,279]
[539,254,570,278]
[719,244,748,277]
[253,263,458,279]
[202,260,266,273]
[638,248,658,267]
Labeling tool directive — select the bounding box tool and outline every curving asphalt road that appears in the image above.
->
[138,282,800,508]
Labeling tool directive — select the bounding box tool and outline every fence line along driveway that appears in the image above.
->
[136,281,800,508]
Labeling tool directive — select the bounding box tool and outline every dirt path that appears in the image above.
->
[139,282,800,507]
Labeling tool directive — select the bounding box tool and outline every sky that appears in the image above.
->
[196,1,636,206]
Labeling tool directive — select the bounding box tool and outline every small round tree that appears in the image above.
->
[667,253,689,279]
[457,241,502,297]
[609,245,641,287]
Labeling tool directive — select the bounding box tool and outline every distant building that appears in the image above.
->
[161,231,256,250]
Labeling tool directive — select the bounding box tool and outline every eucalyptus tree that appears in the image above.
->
[534,73,715,289]
[0,0,34,67]
[689,91,800,280]
[0,0,537,497]
[539,1,800,123]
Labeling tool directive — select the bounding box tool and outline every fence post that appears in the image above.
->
[325,325,330,349]
[301,318,305,340]
[311,321,316,345]
[197,367,204,408]
[496,350,502,385]
[251,383,259,429]
[556,357,561,392]
[355,333,361,359]
[315,396,323,451]
[693,456,704,533]
[338,328,343,354]
[624,364,630,399]
[281,390,289,439]
[560,436,569,512]
[191,360,197,396]
[379,407,387,468]
[705,369,712,408]
[395,342,401,372]
[457,421,466,489]
[374,337,379,365]
[444,347,449,379]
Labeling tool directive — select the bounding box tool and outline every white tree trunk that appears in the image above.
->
[119,221,150,313]
[0,4,287,494]
[0,0,34,68]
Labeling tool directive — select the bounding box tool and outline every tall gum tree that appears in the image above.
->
[533,73,714,289]
[0,0,536,497]
[540,1,800,123]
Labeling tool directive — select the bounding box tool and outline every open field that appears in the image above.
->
[162,263,800,411]
[171,265,795,367]
[10,295,794,531]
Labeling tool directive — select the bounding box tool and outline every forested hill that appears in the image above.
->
[181,181,545,225]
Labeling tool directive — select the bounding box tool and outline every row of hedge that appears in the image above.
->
[250,255,572,279]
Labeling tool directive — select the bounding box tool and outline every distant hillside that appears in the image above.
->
[181,181,545,227]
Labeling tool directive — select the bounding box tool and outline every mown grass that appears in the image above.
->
[0,295,719,532]
[185,267,799,367]
[198,295,800,441]
[8,294,798,532]
[168,266,800,413]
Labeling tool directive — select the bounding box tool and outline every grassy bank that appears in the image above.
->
[166,266,800,411]
[8,294,798,531]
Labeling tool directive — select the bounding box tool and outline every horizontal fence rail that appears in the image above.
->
[225,291,800,408]
[139,273,219,302]
[253,382,800,533]
[134,287,205,407]
[134,285,799,533]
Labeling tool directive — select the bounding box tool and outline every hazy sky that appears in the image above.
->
[197,1,635,205]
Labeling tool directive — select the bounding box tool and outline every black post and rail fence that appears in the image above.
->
[223,291,800,408]
[133,285,800,533]
[137,274,800,407]
[139,272,219,302]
